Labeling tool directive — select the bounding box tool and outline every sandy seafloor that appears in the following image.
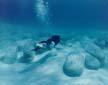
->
[0,22,108,85]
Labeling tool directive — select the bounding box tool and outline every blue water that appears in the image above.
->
[0,0,108,85]
[0,0,108,27]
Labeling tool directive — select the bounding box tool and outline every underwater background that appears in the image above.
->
[0,0,108,85]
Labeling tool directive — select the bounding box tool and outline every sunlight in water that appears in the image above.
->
[35,0,49,24]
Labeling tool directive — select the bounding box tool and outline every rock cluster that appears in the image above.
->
[63,37,107,77]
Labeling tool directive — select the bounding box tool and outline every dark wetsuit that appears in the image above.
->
[34,35,60,51]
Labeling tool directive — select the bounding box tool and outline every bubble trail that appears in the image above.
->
[35,0,50,24]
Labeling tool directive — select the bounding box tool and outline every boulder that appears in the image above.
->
[95,39,106,49]
[16,39,35,52]
[0,45,18,64]
[103,49,108,69]
[18,51,35,64]
[80,37,105,64]
[95,36,108,49]
[85,54,101,70]
[63,52,85,77]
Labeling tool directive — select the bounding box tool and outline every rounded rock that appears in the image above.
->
[85,54,101,70]
[63,52,85,77]
[0,45,18,64]
[81,38,105,63]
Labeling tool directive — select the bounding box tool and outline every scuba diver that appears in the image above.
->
[34,35,60,53]
[18,35,61,63]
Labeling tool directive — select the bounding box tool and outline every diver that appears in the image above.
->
[34,35,60,53]
[18,35,61,63]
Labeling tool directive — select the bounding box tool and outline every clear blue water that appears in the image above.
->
[0,0,108,85]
